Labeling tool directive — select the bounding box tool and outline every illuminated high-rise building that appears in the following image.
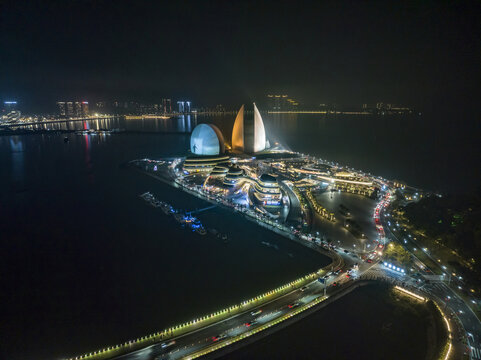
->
[185,101,191,113]
[3,101,18,112]
[267,94,299,111]
[57,101,75,117]
[57,101,67,117]
[177,101,185,113]
[74,102,82,117]
[162,98,172,113]
[81,101,89,116]
[66,102,74,117]
[57,101,89,117]
[2,101,21,123]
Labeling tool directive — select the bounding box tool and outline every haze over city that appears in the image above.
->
[2,1,480,112]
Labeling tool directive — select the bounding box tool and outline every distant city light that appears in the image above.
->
[4,101,17,104]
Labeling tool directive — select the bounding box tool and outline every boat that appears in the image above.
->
[151,200,162,207]
[196,227,207,235]
[161,203,171,214]
[140,191,153,199]
[173,213,184,223]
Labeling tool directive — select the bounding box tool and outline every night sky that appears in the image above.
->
[1,0,480,111]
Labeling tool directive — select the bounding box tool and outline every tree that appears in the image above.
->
[384,242,411,265]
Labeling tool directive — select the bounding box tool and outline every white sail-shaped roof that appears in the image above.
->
[232,105,244,151]
[253,103,266,152]
[231,103,266,153]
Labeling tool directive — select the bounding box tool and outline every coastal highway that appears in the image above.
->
[113,253,363,360]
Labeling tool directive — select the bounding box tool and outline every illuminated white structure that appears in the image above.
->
[232,105,244,152]
[190,124,225,155]
[232,103,266,153]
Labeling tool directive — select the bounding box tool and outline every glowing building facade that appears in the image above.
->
[231,103,266,153]
[253,173,282,206]
[183,155,230,173]
[183,123,229,174]
[190,124,225,156]
[223,165,244,187]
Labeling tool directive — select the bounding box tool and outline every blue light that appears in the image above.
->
[4,101,17,104]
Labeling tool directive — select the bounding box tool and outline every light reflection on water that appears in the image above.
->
[9,136,24,184]
[0,128,328,360]
[3,112,480,193]
[13,114,197,133]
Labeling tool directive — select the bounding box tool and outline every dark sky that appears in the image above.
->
[1,0,480,111]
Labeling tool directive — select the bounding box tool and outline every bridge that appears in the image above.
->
[65,252,463,360]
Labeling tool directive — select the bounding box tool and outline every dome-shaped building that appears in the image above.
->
[183,123,229,174]
[190,123,225,155]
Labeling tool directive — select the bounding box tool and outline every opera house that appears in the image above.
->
[183,104,269,174]
[180,105,285,211]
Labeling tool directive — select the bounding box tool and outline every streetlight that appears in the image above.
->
[444,296,451,311]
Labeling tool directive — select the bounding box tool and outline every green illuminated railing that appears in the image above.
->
[66,267,331,360]
[186,295,329,359]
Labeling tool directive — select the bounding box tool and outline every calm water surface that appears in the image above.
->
[0,131,327,360]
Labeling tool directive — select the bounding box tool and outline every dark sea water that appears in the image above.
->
[0,112,477,359]
[0,129,327,360]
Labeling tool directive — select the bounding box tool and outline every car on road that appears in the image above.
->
[366,258,373,263]
[332,282,338,286]
[287,302,300,309]
[212,334,227,342]
[300,286,308,292]
[250,309,262,316]
[244,321,258,327]
[343,249,349,253]
[161,340,176,349]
